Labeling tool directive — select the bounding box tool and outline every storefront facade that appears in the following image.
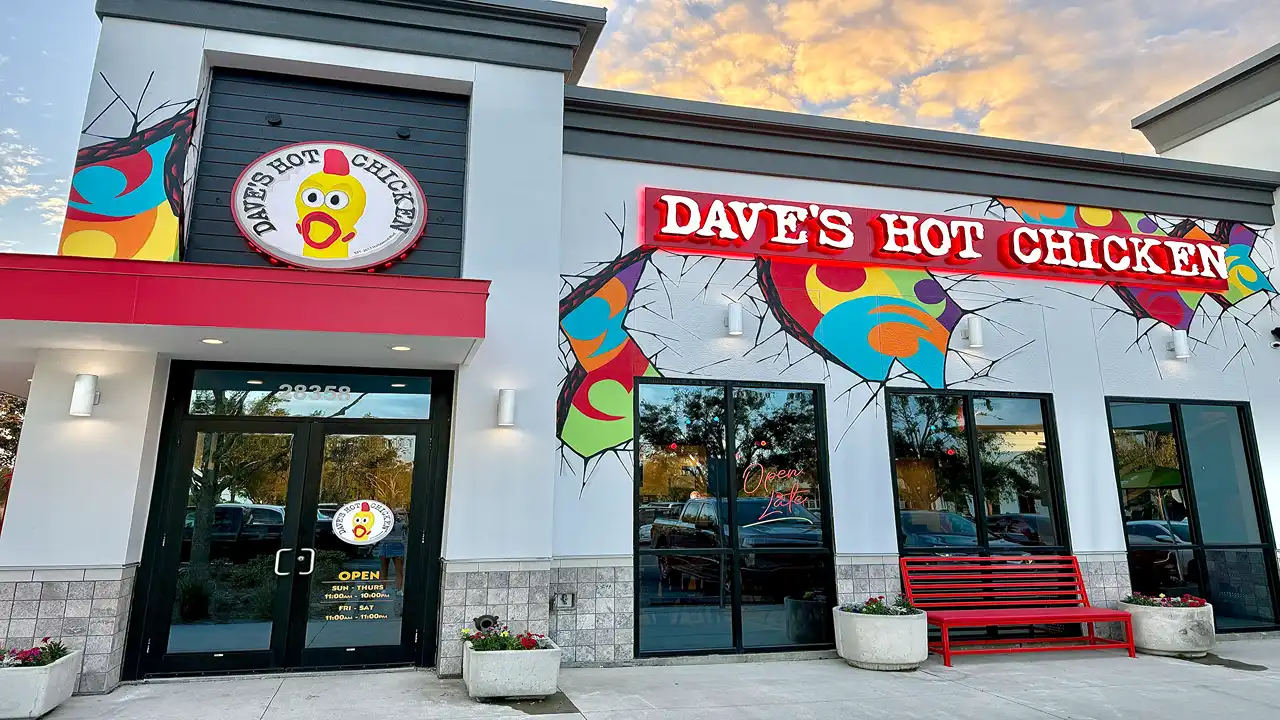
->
[1,0,1279,694]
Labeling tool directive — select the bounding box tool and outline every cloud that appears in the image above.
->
[11,96,29,105]
[583,0,1280,152]
[33,197,66,226]
[0,129,48,207]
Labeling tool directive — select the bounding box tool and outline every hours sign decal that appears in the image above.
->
[232,141,427,270]
[641,187,1230,291]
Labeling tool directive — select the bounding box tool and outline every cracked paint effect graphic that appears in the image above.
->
[559,195,1278,482]
[558,207,661,482]
[983,198,1277,373]
[59,71,198,261]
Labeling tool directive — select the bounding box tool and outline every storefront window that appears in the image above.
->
[889,391,1065,553]
[1109,400,1278,630]
[635,381,834,656]
[189,369,431,420]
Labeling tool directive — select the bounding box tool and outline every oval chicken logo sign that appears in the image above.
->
[231,141,427,270]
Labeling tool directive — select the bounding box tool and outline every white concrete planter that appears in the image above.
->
[462,640,562,700]
[833,609,928,671]
[0,650,82,719]
[1120,601,1215,658]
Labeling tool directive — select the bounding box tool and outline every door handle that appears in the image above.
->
[298,548,316,576]
[274,548,293,576]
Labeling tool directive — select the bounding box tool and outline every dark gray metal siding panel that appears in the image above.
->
[1132,62,1280,153]
[186,69,468,278]
[564,87,1280,225]
[96,0,606,82]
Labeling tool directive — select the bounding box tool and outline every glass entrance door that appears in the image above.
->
[295,424,427,668]
[140,420,434,675]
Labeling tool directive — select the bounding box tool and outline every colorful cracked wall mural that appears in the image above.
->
[988,198,1276,369]
[558,239,661,470]
[559,198,1276,479]
[59,73,197,261]
[756,262,963,390]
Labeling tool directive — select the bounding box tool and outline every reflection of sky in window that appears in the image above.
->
[1109,402,1174,432]
[190,370,431,419]
[972,397,1044,428]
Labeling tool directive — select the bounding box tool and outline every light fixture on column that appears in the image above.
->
[69,374,100,417]
[726,302,744,336]
[1170,328,1191,360]
[966,315,985,349]
[497,389,516,427]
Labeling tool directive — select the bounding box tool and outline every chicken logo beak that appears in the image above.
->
[296,211,354,250]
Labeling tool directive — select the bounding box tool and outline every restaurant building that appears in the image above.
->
[1,0,1279,694]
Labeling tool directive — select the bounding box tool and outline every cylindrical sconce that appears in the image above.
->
[496,389,516,427]
[727,302,744,336]
[967,315,985,349]
[69,374,99,417]
[1171,329,1191,359]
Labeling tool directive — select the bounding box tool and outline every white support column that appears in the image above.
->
[1047,298,1128,554]
[0,350,169,568]
[443,63,564,563]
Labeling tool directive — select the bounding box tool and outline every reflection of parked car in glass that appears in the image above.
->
[637,502,682,548]
[1126,520,1197,594]
[181,504,285,563]
[899,510,1019,548]
[649,497,822,596]
[988,513,1056,546]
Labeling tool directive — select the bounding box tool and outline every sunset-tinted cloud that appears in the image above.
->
[580,0,1280,153]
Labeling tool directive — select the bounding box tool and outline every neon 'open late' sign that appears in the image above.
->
[641,188,1230,291]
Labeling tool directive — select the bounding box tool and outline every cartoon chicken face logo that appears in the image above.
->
[350,502,376,541]
[294,149,368,259]
[333,499,394,546]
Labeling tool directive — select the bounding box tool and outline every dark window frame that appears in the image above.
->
[1106,397,1280,631]
[632,377,837,658]
[885,388,1072,556]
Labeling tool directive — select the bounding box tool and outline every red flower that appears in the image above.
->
[40,637,50,643]
[520,636,537,650]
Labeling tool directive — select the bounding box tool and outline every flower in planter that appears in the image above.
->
[839,595,923,616]
[1122,592,1207,608]
[1,637,71,668]
[462,619,548,651]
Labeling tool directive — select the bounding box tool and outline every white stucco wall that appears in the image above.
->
[1162,100,1280,172]
[1154,102,1280,543]
[0,351,169,568]
[554,154,1280,559]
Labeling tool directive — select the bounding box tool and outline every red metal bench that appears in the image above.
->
[900,555,1136,666]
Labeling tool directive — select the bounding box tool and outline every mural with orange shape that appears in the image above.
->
[59,109,196,261]
[757,259,963,388]
[558,247,661,460]
[1000,199,1274,330]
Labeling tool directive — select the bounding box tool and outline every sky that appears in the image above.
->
[2,0,1279,254]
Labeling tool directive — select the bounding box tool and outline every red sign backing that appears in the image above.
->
[640,188,1229,292]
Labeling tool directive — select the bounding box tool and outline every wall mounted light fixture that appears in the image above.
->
[966,315,985,349]
[69,374,100,417]
[497,389,516,427]
[1170,329,1191,360]
[727,302,744,336]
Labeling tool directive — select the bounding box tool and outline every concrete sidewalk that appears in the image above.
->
[49,638,1280,720]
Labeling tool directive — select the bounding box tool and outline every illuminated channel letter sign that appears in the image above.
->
[232,142,427,271]
[641,188,1230,291]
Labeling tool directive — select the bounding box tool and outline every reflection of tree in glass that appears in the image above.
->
[731,390,819,507]
[890,395,1046,516]
[638,387,723,501]
[188,390,292,580]
[320,435,414,509]
[637,386,820,506]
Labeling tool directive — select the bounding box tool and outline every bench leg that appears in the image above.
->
[1123,618,1136,658]
[1087,622,1096,645]
[940,624,952,667]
